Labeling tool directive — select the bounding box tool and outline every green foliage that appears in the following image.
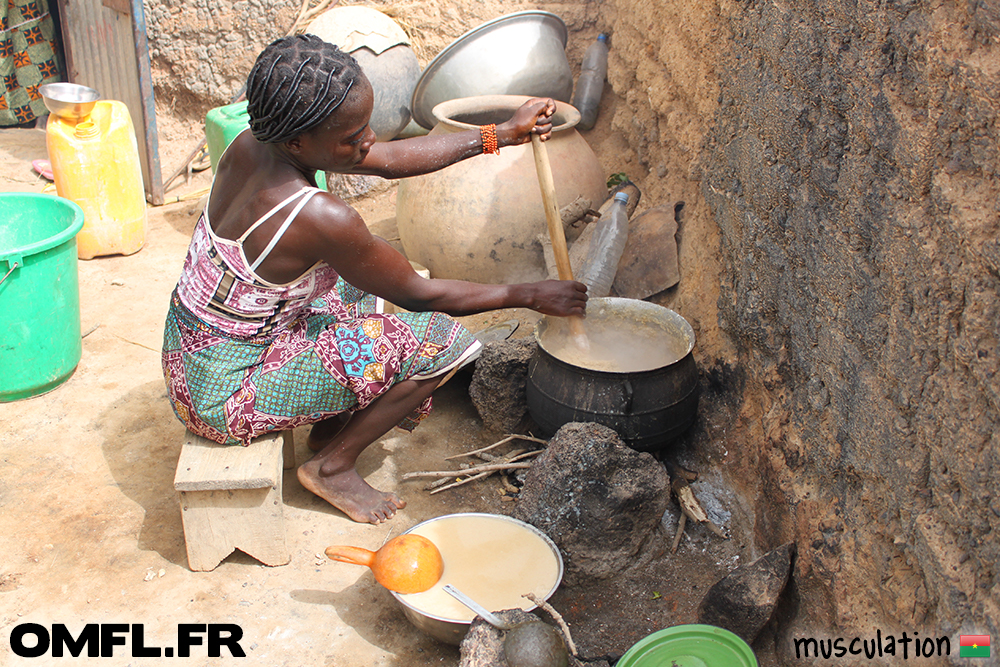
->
[607,172,629,188]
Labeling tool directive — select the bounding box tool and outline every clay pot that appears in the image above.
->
[306,6,420,141]
[396,95,608,284]
[352,45,420,141]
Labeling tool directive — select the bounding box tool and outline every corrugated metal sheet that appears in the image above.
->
[54,0,164,204]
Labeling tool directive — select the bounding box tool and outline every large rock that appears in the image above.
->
[512,422,670,585]
[469,338,537,434]
[697,542,795,644]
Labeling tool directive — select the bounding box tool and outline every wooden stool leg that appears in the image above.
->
[179,484,289,571]
[282,430,295,470]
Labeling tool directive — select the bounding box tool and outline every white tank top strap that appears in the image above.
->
[237,186,316,243]
[244,187,322,271]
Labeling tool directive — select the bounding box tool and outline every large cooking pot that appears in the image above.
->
[526,298,699,451]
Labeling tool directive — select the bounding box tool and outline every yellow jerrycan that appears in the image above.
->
[46,100,147,259]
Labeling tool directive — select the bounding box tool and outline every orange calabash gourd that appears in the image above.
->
[325,534,444,594]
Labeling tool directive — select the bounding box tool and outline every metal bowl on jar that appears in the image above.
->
[389,513,564,645]
[410,10,573,130]
[39,83,99,122]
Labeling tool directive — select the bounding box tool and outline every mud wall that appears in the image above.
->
[592,0,999,658]
[143,0,595,120]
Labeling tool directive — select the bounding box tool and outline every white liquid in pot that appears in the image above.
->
[397,515,561,622]
[542,317,684,372]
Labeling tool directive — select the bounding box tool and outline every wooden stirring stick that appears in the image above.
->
[530,134,591,350]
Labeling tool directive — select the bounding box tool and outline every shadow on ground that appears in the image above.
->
[97,379,189,567]
[291,576,461,666]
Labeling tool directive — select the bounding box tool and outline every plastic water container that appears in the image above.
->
[579,191,629,297]
[571,34,609,132]
[206,100,328,190]
[46,100,147,260]
[0,193,85,401]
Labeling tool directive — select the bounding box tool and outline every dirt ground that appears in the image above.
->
[0,117,758,666]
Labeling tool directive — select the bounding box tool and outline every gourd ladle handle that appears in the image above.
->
[443,584,510,630]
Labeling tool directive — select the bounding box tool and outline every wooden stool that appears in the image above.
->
[174,430,295,571]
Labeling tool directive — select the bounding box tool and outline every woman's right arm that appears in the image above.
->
[298,197,587,317]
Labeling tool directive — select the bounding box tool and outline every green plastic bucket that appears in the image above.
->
[0,193,85,402]
[617,624,758,667]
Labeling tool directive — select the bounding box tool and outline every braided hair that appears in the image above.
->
[246,34,363,144]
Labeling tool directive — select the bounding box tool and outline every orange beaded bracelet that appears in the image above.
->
[480,123,499,155]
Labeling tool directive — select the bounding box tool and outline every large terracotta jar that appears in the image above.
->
[396,95,608,284]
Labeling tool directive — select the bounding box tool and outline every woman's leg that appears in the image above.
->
[297,375,442,524]
[306,412,353,452]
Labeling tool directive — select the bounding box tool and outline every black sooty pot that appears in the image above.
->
[526,298,699,452]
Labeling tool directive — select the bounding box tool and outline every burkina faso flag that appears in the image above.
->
[960,635,990,658]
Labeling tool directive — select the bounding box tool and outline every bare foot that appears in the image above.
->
[297,460,405,524]
[307,413,353,452]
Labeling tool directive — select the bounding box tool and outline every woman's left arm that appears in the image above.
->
[350,98,555,179]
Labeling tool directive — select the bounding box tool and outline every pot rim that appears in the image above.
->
[534,297,697,374]
[389,512,564,626]
[431,94,581,133]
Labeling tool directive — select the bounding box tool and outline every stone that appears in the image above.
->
[612,203,683,299]
[459,609,535,667]
[697,542,795,644]
[469,338,537,434]
[459,609,604,667]
[512,422,671,585]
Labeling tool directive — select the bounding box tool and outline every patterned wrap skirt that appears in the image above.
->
[162,278,480,445]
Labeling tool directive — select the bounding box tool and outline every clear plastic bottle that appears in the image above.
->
[579,191,630,297]
[571,34,609,132]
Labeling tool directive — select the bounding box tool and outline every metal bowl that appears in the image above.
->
[39,83,100,122]
[389,513,564,645]
[410,11,572,129]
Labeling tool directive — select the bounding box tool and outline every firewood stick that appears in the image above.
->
[671,512,687,553]
[672,476,729,540]
[523,593,578,657]
[501,475,520,494]
[430,471,492,494]
[445,434,548,460]
[402,462,533,480]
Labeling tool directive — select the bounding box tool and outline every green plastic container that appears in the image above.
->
[205,100,328,190]
[617,624,758,667]
[0,193,85,402]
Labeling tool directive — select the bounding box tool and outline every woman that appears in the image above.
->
[162,35,587,524]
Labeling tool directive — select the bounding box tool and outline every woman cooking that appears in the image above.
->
[162,34,587,524]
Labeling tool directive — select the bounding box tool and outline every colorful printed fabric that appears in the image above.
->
[0,0,61,126]
[162,210,481,446]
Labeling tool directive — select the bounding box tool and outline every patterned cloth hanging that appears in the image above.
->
[0,0,61,126]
